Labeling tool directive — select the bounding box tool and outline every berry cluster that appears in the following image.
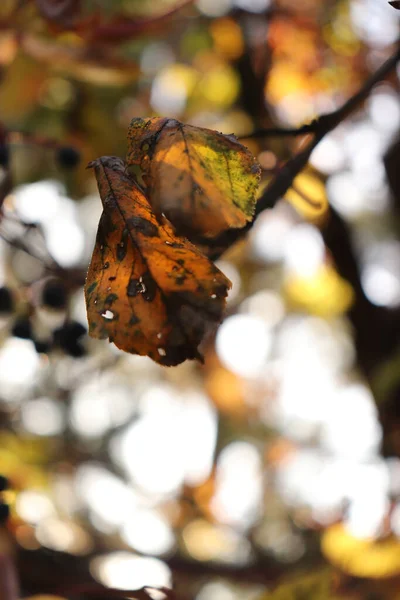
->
[1,279,87,357]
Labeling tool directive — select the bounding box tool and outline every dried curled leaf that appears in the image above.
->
[126,117,261,239]
[85,156,231,366]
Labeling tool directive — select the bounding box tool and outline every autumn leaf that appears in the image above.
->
[85,156,231,366]
[322,524,400,579]
[126,117,261,239]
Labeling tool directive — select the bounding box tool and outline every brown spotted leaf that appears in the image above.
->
[126,117,261,239]
[85,156,231,366]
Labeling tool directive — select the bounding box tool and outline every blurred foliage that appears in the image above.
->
[0,1,399,599]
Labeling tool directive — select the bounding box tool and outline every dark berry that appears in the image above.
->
[65,342,86,358]
[54,321,87,357]
[55,321,86,342]
[0,144,9,168]
[0,503,9,523]
[0,475,8,491]
[12,318,33,340]
[42,279,67,309]
[0,287,13,313]
[56,146,80,169]
[34,340,51,354]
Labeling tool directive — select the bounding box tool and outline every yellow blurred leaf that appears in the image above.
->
[199,63,240,108]
[210,18,244,60]
[285,265,354,317]
[322,524,400,578]
[285,169,329,223]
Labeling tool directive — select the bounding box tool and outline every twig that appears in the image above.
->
[257,41,400,213]
[0,230,57,270]
[239,122,319,139]
[7,131,63,151]
[210,41,400,257]
[241,42,400,145]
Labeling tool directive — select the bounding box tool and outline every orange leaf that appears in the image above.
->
[126,117,261,239]
[85,156,231,366]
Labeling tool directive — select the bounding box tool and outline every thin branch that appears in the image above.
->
[239,122,319,139]
[210,41,400,258]
[7,131,62,151]
[241,42,400,144]
[0,230,57,270]
[258,41,400,213]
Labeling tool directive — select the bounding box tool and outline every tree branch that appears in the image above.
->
[209,41,400,258]
[239,122,320,139]
[241,42,400,144]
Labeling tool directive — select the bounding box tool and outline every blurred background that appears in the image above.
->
[0,0,400,598]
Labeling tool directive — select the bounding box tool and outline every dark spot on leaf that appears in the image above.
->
[126,272,156,302]
[117,228,129,261]
[127,216,159,237]
[127,278,145,297]
[177,259,185,266]
[108,276,116,281]
[86,282,97,295]
[105,293,118,305]
[141,271,157,302]
[103,262,110,269]
[165,241,183,248]
[129,315,140,326]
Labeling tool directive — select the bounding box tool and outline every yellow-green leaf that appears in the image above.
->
[126,117,261,239]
